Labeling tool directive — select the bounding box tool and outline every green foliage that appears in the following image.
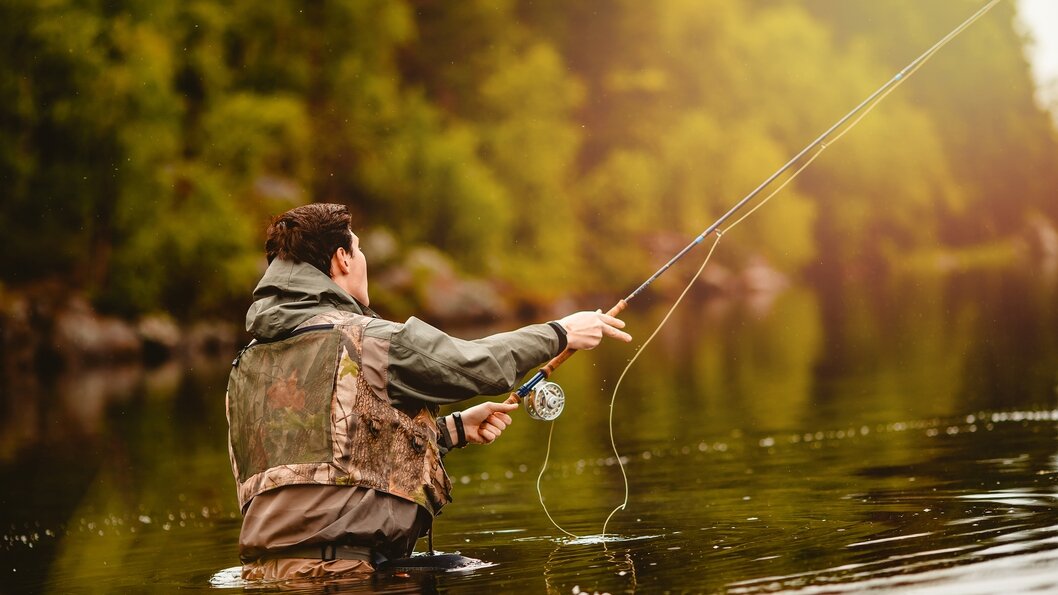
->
[1,0,1056,319]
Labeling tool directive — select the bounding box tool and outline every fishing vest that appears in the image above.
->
[225,311,453,516]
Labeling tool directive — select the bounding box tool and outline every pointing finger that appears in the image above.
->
[603,324,633,342]
[487,402,520,414]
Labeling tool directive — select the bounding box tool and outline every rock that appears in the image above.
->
[740,256,789,294]
[1024,214,1058,276]
[362,228,400,267]
[421,277,511,323]
[404,247,511,323]
[186,320,240,358]
[698,262,734,295]
[52,297,141,367]
[739,256,790,317]
[137,314,182,364]
[405,247,458,282]
[0,291,36,377]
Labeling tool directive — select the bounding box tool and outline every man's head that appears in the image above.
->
[265,203,369,305]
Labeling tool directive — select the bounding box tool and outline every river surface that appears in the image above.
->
[2,267,1057,593]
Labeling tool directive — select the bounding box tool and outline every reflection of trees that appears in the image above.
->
[813,268,1058,424]
[0,359,238,590]
[811,274,976,423]
[1,361,189,460]
[950,269,1058,410]
[57,365,142,436]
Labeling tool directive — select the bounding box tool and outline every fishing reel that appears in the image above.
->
[523,381,566,421]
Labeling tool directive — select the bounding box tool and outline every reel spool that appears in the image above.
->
[524,381,565,421]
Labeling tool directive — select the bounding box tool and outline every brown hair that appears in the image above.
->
[265,203,353,275]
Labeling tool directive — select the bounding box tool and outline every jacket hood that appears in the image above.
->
[245,259,367,340]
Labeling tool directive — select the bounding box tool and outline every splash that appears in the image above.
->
[564,533,664,546]
[208,566,248,589]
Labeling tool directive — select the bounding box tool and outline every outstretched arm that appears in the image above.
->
[379,311,631,408]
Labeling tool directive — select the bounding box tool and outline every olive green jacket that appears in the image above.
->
[246,259,564,410]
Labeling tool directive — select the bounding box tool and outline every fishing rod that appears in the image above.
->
[507,0,1004,421]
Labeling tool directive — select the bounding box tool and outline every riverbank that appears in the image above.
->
[5,216,1057,379]
[0,258,788,382]
[0,285,237,376]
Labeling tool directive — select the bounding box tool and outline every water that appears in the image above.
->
[2,268,1057,593]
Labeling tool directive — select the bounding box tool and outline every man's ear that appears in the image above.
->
[331,248,351,276]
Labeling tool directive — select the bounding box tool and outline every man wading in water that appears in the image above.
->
[225,203,631,579]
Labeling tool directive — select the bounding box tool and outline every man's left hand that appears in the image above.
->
[458,401,519,445]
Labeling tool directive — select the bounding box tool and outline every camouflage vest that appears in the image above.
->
[225,311,453,515]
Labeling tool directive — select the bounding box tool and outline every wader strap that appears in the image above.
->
[271,543,374,562]
[424,512,436,555]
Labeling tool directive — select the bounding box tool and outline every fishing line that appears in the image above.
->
[536,420,579,539]
[517,0,1002,540]
[600,233,723,538]
[536,235,724,540]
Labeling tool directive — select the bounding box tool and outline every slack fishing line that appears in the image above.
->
[502,0,1004,539]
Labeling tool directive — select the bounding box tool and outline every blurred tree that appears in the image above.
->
[800,0,1058,248]
[400,0,585,295]
[526,0,826,286]
[1,0,1056,321]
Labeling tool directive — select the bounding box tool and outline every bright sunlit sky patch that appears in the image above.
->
[1018,0,1058,122]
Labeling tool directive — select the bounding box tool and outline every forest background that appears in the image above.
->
[2,0,1057,343]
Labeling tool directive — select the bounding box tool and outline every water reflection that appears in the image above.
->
[2,268,1057,592]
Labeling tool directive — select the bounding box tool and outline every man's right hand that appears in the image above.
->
[557,310,632,350]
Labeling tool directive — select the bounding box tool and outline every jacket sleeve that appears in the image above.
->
[372,316,563,407]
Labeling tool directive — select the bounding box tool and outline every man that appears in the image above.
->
[226,203,630,579]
